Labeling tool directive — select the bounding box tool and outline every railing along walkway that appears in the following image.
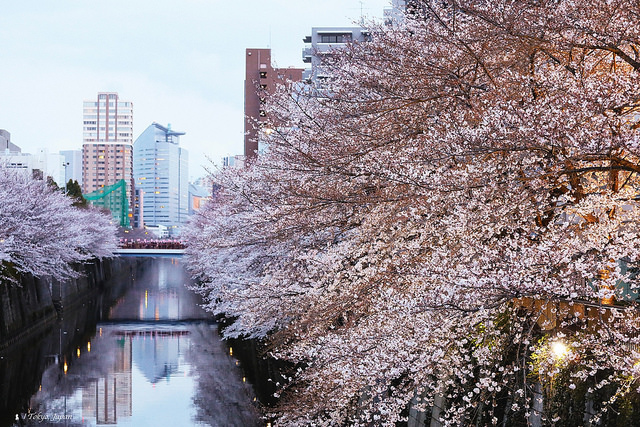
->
[117,239,186,256]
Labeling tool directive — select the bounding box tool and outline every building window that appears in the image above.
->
[259,71,267,78]
[319,33,352,43]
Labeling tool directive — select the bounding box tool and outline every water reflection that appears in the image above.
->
[109,257,205,322]
[3,257,261,427]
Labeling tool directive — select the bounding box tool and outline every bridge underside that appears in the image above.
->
[115,248,185,256]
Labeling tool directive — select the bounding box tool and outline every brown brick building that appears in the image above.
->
[244,48,303,160]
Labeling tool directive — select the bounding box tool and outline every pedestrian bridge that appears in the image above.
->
[115,248,185,256]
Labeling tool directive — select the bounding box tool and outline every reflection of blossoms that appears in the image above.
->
[186,323,261,427]
[185,0,640,424]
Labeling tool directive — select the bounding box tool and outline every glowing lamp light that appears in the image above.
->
[87,342,91,353]
[551,340,568,360]
[229,347,233,356]
[63,361,68,375]
[77,347,80,358]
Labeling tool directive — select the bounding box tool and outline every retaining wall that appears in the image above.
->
[0,257,139,348]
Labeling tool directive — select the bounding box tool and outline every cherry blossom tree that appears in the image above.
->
[186,0,640,424]
[0,166,117,282]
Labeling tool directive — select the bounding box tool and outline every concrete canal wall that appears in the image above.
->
[0,256,140,348]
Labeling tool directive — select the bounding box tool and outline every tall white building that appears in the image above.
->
[34,148,66,186]
[302,27,371,85]
[133,123,189,235]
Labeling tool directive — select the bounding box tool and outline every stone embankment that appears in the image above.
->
[0,257,141,349]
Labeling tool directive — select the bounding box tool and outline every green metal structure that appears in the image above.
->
[84,179,130,227]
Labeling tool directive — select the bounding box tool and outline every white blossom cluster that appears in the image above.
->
[0,166,117,281]
[185,0,640,425]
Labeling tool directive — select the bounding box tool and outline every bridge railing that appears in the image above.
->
[119,239,186,250]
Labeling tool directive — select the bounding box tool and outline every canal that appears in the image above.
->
[0,257,263,426]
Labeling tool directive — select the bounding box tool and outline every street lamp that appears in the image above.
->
[550,340,568,360]
[62,162,70,195]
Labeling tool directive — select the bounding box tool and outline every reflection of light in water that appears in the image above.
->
[20,259,259,427]
[158,262,167,290]
[30,324,259,426]
[138,289,182,320]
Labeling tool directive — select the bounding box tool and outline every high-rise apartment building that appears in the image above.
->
[82,92,133,145]
[302,27,371,85]
[82,92,134,226]
[133,123,189,235]
[244,48,304,159]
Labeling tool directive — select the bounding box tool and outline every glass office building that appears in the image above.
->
[133,123,189,236]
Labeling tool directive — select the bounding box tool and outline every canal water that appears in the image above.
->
[0,257,263,427]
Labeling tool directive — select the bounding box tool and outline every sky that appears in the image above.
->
[0,0,391,180]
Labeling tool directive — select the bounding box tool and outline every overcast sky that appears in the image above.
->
[0,0,390,180]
